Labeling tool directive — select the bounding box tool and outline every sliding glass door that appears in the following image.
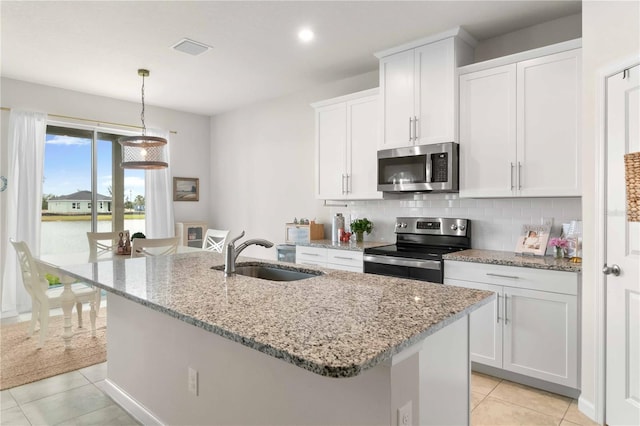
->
[41,125,145,255]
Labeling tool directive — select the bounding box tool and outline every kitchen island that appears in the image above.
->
[58,251,493,425]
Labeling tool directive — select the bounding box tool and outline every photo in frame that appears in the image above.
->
[514,224,551,256]
[173,177,199,201]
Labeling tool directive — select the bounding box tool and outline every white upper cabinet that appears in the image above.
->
[376,28,475,150]
[312,89,381,200]
[316,102,347,199]
[459,64,517,197]
[516,50,582,197]
[459,41,582,198]
[379,50,415,149]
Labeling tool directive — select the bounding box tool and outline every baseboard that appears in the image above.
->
[96,379,164,426]
[578,396,599,424]
[1,310,18,319]
[472,363,580,399]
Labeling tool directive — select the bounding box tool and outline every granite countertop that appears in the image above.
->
[443,249,582,273]
[60,251,493,378]
[295,239,390,251]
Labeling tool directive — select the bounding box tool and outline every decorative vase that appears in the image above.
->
[553,246,564,259]
[355,231,364,243]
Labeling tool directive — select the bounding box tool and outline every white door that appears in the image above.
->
[346,95,381,199]
[502,287,578,388]
[316,103,347,199]
[517,49,582,197]
[606,64,640,426]
[459,64,517,198]
[414,38,455,145]
[379,50,414,149]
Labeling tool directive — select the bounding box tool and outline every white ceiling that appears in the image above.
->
[1,1,581,116]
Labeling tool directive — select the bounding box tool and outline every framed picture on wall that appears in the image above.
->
[173,177,199,201]
[514,223,551,256]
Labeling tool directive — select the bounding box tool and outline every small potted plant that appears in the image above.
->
[350,218,373,243]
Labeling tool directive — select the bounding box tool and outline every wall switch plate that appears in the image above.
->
[188,367,198,396]
[397,400,412,426]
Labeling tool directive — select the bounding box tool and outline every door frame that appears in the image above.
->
[591,56,640,424]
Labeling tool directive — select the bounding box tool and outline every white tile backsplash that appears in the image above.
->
[329,195,581,253]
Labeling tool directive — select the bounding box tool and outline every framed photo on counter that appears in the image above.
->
[173,177,199,201]
[515,224,551,256]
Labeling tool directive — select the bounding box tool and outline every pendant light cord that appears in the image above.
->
[140,73,146,136]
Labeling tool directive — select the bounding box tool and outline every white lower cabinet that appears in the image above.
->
[444,260,578,389]
[296,246,363,273]
[295,246,327,268]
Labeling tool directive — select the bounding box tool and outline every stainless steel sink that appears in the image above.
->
[212,263,323,281]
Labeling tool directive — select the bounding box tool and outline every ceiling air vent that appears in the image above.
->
[171,38,212,56]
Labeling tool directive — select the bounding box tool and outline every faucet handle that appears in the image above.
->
[228,230,245,247]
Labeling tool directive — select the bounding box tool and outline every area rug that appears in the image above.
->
[0,313,107,390]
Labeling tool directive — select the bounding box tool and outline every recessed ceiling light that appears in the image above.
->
[298,28,314,43]
[171,38,212,56]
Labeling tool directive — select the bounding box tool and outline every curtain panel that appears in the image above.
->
[1,110,47,316]
[145,128,175,238]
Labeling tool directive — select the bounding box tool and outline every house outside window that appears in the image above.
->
[41,125,146,255]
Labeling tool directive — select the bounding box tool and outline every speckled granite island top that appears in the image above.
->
[60,251,493,378]
[296,239,390,251]
[443,249,582,273]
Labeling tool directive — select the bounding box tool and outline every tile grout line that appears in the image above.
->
[560,399,573,424]
[486,391,571,423]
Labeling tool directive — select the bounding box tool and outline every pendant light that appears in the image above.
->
[119,69,168,169]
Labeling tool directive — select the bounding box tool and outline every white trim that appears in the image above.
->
[458,39,582,75]
[0,309,18,319]
[374,26,477,58]
[578,397,597,423]
[310,87,378,108]
[593,55,640,426]
[96,379,164,426]
[46,119,139,137]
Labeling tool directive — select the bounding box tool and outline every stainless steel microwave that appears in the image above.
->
[377,142,459,193]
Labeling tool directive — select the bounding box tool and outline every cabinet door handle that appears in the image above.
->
[518,162,522,190]
[333,256,356,261]
[301,252,320,257]
[409,117,413,142]
[504,294,509,324]
[486,273,519,279]
[496,294,501,323]
[341,174,346,194]
[346,174,351,194]
[413,116,418,142]
[510,163,515,190]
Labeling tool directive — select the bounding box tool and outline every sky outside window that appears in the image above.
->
[43,133,144,199]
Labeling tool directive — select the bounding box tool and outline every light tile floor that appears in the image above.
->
[3,308,598,425]
[2,367,600,426]
[471,371,599,426]
[1,362,139,425]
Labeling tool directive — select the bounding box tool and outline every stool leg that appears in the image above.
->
[76,302,83,328]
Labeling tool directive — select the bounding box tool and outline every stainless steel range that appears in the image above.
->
[363,217,471,283]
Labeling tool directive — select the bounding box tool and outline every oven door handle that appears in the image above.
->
[363,255,441,270]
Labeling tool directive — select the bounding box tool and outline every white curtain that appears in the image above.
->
[145,128,175,238]
[1,110,47,316]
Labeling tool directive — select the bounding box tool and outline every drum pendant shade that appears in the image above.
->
[119,69,168,169]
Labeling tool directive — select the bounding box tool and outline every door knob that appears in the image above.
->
[602,264,621,276]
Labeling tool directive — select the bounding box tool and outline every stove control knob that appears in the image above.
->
[459,225,466,231]
[401,222,407,228]
[450,224,458,231]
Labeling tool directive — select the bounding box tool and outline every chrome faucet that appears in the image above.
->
[224,231,274,276]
